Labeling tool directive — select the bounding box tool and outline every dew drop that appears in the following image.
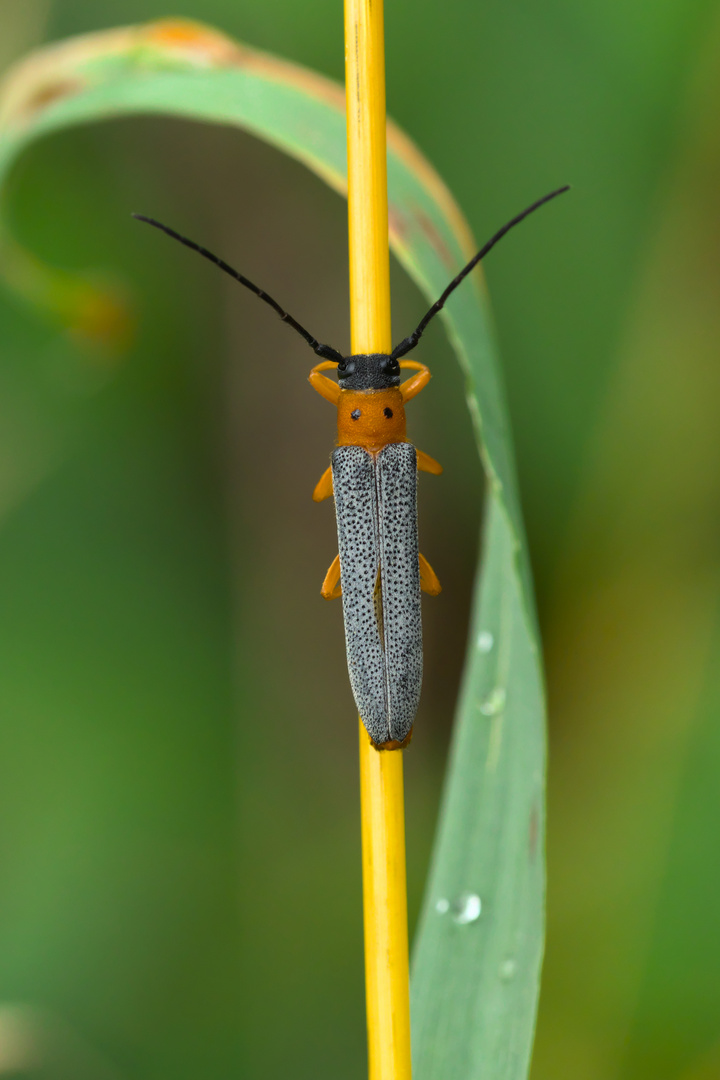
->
[435,898,450,915]
[499,958,517,980]
[480,687,506,716]
[452,892,482,925]
[477,630,494,653]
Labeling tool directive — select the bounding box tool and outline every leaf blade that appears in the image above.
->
[0,21,547,1079]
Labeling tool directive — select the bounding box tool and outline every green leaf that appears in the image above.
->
[0,19,548,1078]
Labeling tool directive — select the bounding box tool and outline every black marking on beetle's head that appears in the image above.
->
[336,353,401,390]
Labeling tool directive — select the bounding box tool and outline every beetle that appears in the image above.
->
[134,184,568,748]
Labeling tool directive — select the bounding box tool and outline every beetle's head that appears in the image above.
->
[336,353,401,391]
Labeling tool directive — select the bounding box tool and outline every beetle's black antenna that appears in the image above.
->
[391,185,570,361]
[133,214,344,363]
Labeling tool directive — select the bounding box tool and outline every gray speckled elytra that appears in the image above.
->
[331,443,421,746]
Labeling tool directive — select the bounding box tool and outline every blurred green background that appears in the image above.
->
[1,0,720,1077]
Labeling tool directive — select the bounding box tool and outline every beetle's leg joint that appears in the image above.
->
[321,553,342,599]
[416,449,443,475]
[309,361,341,405]
[313,465,334,502]
[419,553,441,595]
[400,362,431,402]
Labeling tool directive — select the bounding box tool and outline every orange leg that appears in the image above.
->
[324,552,436,598]
[419,553,441,595]
[309,360,341,404]
[400,360,431,402]
[416,448,443,475]
[313,465,334,502]
[321,553,342,599]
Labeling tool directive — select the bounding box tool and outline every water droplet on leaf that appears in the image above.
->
[452,893,482,925]
[480,688,506,716]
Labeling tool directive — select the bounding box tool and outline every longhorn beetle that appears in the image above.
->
[134,184,569,749]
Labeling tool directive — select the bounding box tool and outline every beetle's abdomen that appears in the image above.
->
[331,443,422,747]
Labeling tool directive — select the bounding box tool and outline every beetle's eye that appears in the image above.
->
[351,408,361,420]
[338,359,355,379]
[384,407,393,419]
[380,357,400,377]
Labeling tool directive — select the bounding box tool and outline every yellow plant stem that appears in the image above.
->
[359,727,412,1080]
[344,1,413,1078]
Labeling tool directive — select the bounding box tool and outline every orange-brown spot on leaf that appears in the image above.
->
[70,288,134,352]
[19,77,84,120]
[388,204,409,243]
[143,19,244,66]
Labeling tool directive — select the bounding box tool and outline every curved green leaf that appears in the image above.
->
[0,20,548,1079]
